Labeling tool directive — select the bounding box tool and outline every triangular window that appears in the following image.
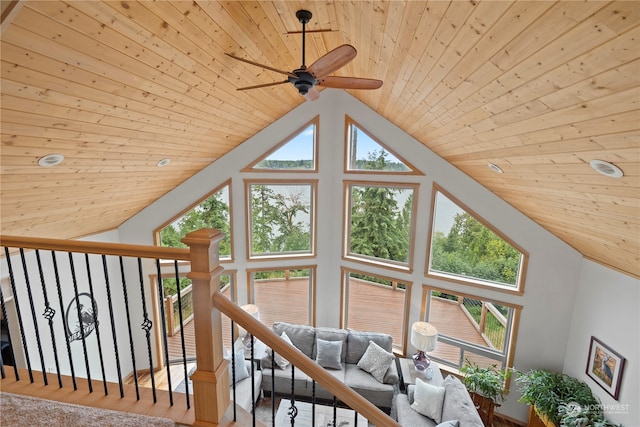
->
[345,116,421,174]
[244,117,318,172]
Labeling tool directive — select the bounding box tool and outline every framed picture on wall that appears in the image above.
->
[585,336,625,400]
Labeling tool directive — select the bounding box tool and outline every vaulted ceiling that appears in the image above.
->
[1,1,638,278]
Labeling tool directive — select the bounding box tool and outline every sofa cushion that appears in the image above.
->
[269,331,293,370]
[440,375,484,427]
[225,339,249,383]
[357,340,395,383]
[346,330,393,364]
[344,364,395,409]
[315,338,343,369]
[395,392,438,427]
[436,421,459,427]
[273,322,315,358]
[261,362,310,395]
[411,378,445,423]
[314,327,348,361]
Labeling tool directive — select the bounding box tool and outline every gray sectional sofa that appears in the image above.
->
[394,375,484,426]
[260,322,399,409]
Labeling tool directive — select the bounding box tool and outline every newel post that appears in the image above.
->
[183,228,230,425]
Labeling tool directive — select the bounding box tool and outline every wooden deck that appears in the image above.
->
[165,280,495,368]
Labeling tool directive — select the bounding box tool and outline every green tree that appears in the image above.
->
[431,212,521,285]
[160,188,231,256]
[250,184,311,254]
[349,151,413,263]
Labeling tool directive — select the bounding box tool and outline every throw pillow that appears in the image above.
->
[225,339,249,383]
[436,421,459,427]
[315,338,343,369]
[356,340,395,383]
[411,378,446,423]
[268,331,293,370]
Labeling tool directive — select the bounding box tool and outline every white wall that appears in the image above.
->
[117,90,624,423]
[563,260,640,426]
[0,229,158,382]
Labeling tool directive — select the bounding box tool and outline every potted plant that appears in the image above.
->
[516,369,621,427]
[460,360,513,426]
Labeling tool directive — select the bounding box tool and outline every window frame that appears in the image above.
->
[343,180,419,273]
[246,265,316,327]
[421,285,521,382]
[243,116,319,173]
[425,183,529,295]
[153,179,234,263]
[244,179,317,261]
[343,115,423,176]
[340,267,411,355]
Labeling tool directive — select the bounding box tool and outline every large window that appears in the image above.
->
[246,180,316,259]
[244,117,318,172]
[341,268,411,354]
[426,185,528,293]
[156,181,233,261]
[422,287,520,372]
[345,116,421,175]
[247,267,315,327]
[344,181,418,271]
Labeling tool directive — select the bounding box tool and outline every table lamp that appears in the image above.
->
[238,304,260,349]
[410,321,438,371]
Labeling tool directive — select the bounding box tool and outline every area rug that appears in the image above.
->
[0,392,175,427]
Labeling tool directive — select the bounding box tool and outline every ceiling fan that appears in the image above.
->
[225,10,383,100]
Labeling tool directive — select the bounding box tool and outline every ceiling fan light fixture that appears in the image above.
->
[487,162,503,174]
[589,159,623,178]
[38,153,64,167]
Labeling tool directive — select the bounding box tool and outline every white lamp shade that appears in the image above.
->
[411,321,438,352]
[238,304,260,336]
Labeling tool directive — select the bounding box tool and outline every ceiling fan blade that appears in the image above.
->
[307,44,357,78]
[317,76,383,90]
[225,53,297,78]
[305,86,320,101]
[236,80,289,91]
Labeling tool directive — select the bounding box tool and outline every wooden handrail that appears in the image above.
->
[0,235,190,261]
[213,292,401,427]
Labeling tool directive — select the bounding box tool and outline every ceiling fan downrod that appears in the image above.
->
[296,10,312,68]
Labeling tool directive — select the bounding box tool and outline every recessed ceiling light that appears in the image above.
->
[157,158,170,167]
[589,159,623,178]
[487,163,503,174]
[38,153,64,167]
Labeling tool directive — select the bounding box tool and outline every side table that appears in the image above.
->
[398,358,444,392]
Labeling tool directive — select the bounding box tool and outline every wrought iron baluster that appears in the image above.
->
[101,255,124,397]
[2,247,25,382]
[271,355,275,427]
[312,380,316,427]
[333,395,338,427]
[119,256,139,400]
[84,253,108,395]
[35,250,63,388]
[19,249,47,385]
[231,320,237,421]
[172,260,189,409]
[68,252,92,392]
[137,258,156,403]
[289,365,297,426]
[250,335,256,427]
[51,251,76,390]
[155,260,173,405]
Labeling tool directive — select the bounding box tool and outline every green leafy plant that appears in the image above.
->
[460,360,512,403]
[515,369,619,426]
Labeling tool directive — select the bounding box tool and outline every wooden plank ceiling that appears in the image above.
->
[1,1,638,278]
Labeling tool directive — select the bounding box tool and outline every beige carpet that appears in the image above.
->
[0,392,175,427]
